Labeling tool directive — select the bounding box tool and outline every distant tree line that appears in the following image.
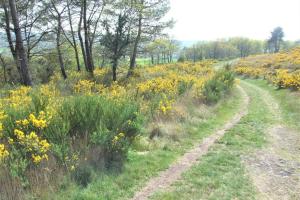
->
[179,27,299,62]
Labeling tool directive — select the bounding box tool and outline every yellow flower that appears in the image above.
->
[74,80,95,95]
[42,154,49,161]
[40,140,51,153]
[22,119,29,126]
[32,154,42,164]
[0,144,9,160]
[0,123,3,137]
[14,129,25,140]
[27,131,39,142]
[28,113,47,128]
[29,113,36,122]
[3,86,31,108]
[158,96,173,115]
[8,138,14,144]
[119,132,125,137]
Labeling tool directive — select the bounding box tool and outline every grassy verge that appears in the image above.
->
[48,87,244,200]
[243,79,300,130]
[150,81,276,200]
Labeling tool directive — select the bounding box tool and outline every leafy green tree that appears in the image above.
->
[47,0,68,79]
[144,38,179,64]
[101,14,130,81]
[268,27,284,53]
[1,0,32,85]
[230,37,251,58]
[127,0,172,76]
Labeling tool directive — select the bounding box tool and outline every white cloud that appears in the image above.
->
[167,0,300,41]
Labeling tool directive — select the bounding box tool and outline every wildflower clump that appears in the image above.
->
[158,96,173,115]
[105,82,127,99]
[65,153,79,172]
[74,80,95,95]
[3,112,51,168]
[0,110,7,138]
[137,77,178,97]
[112,132,126,146]
[273,69,300,90]
[0,144,9,161]
[2,86,32,108]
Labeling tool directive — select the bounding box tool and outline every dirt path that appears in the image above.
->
[131,86,250,200]
[241,81,300,200]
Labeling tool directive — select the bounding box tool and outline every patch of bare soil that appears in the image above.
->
[131,86,249,200]
[243,126,300,200]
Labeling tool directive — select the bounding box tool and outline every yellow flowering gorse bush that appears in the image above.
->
[2,86,32,108]
[9,112,51,164]
[74,80,95,95]
[234,47,300,90]
[0,60,224,187]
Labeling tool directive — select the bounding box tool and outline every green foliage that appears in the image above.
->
[177,55,185,63]
[48,83,244,200]
[58,95,141,137]
[72,165,92,187]
[203,70,235,103]
[180,37,266,62]
[215,69,235,91]
[45,95,143,164]
[178,81,193,95]
[268,27,284,53]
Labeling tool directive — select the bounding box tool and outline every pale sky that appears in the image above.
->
[167,0,300,41]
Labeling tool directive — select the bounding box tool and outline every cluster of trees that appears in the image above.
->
[266,27,284,53]
[0,0,173,85]
[179,38,264,62]
[180,27,299,62]
[144,38,180,64]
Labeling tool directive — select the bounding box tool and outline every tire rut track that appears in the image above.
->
[241,80,300,200]
[131,86,250,200]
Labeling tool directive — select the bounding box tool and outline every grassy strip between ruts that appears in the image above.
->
[150,80,279,200]
[243,79,300,131]
[46,86,244,200]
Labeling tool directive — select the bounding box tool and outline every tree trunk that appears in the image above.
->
[2,3,17,62]
[83,0,93,74]
[128,13,142,77]
[56,15,67,79]
[2,2,22,82]
[112,60,118,81]
[0,55,7,83]
[9,0,32,86]
[89,5,104,70]
[100,58,105,68]
[67,0,81,71]
[73,42,81,71]
[90,47,94,69]
[78,4,87,71]
[275,39,280,53]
